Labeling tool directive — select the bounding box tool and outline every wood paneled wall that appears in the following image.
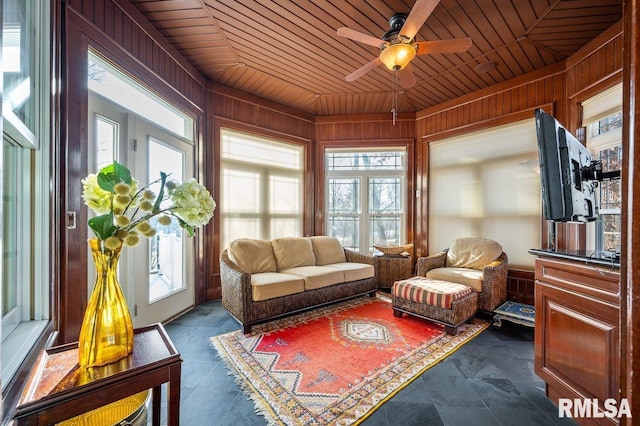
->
[67,0,207,109]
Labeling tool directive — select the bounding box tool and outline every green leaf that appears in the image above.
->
[88,213,117,240]
[175,216,195,237]
[97,161,132,192]
[153,172,168,213]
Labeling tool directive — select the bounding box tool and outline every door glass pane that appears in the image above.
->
[148,138,184,303]
[95,115,118,170]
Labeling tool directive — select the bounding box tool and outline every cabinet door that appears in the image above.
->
[534,257,620,422]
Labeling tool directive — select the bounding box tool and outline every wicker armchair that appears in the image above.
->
[416,245,508,313]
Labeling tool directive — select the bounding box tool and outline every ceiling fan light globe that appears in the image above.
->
[380,43,416,71]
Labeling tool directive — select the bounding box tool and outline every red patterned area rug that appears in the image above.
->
[211,294,488,425]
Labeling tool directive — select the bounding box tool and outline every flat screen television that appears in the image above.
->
[535,108,598,222]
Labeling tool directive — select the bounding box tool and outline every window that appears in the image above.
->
[583,84,623,254]
[1,0,50,387]
[220,129,304,249]
[428,120,540,269]
[325,149,406,252]
[88,54,192,140]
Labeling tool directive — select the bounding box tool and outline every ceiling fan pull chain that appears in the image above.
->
[392,70,398,125]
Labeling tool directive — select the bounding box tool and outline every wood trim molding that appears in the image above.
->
[621,0,639,421]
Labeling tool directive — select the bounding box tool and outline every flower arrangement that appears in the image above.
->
[82,161,215,247]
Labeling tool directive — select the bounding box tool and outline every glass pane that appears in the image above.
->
[223,169,260,213]
[601,214,621,251]
[221,130,302,170]
[223,218,260,248]
[271,218,301,237]
[599,145,622,210]
[148,138,184,303]
[3,0,36,140]
[270,175,300,214]
[328,179,359,213]
[326,152,404,171]
[88,51,192,139]
[369,216,401,247]
[369,178,401,213]
[2,142,19,316]
[327,217,359,249]
[95,115,118,170]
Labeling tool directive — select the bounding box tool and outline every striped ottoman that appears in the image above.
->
[391,276,478,335]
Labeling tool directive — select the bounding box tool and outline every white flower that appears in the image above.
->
[169,179,216,227]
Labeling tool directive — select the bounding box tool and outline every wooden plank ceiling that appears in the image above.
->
[129,0,622,116]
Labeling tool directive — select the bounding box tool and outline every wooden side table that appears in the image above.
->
[375,254,413,289]
[14,323,182,426]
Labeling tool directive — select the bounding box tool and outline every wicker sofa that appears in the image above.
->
[416,238,508,312]
[220,236,378,333]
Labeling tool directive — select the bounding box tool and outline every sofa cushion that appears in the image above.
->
[323,262,374,282]
[281,265,344,290]
[251,272,305,302]
[310,236,347,265]
[271,237,316,271]
[426,267,484,292]
[227,238,276,274]
[446,238,503,270]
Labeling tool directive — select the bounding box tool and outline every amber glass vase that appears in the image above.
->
[78,238,134,367]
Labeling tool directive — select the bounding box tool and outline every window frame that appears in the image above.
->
[324,149,408,253]
[1,0,51,389]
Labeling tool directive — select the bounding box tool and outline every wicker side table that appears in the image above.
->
[375,254,413,289]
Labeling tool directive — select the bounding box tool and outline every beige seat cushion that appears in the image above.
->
[324,262,374,282]
[227,238,276,274]
[281,265,344,290]
[271,237,316,271]
[446,238,503,270]
[310,236,347,265]
[426,267,484,293]
[251,272,305,302]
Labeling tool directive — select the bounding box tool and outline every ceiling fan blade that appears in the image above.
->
[414,38,472,55]
[337,27,385,48]
[398,64,416,89]
[400,0,440,40]
[345,57,382,81]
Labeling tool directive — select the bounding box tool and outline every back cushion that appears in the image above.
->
[446,238,503,270]
[227,239,276,274]
[271,237,316,271]
[310,236,347,265]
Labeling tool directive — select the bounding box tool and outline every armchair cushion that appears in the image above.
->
[446,238,503,270]
[425,267,484,292]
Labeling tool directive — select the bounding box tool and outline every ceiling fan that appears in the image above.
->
[337,0,472,89]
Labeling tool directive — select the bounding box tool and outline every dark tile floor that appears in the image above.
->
[162,299,577,426]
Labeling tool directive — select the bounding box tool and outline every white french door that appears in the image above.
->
[88,95,195,327]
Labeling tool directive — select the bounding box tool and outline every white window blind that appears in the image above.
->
[428,119,540,269]
[220,129,304,249]
[582,83,623,124]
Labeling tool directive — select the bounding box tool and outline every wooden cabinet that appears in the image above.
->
[534,255,620,425]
